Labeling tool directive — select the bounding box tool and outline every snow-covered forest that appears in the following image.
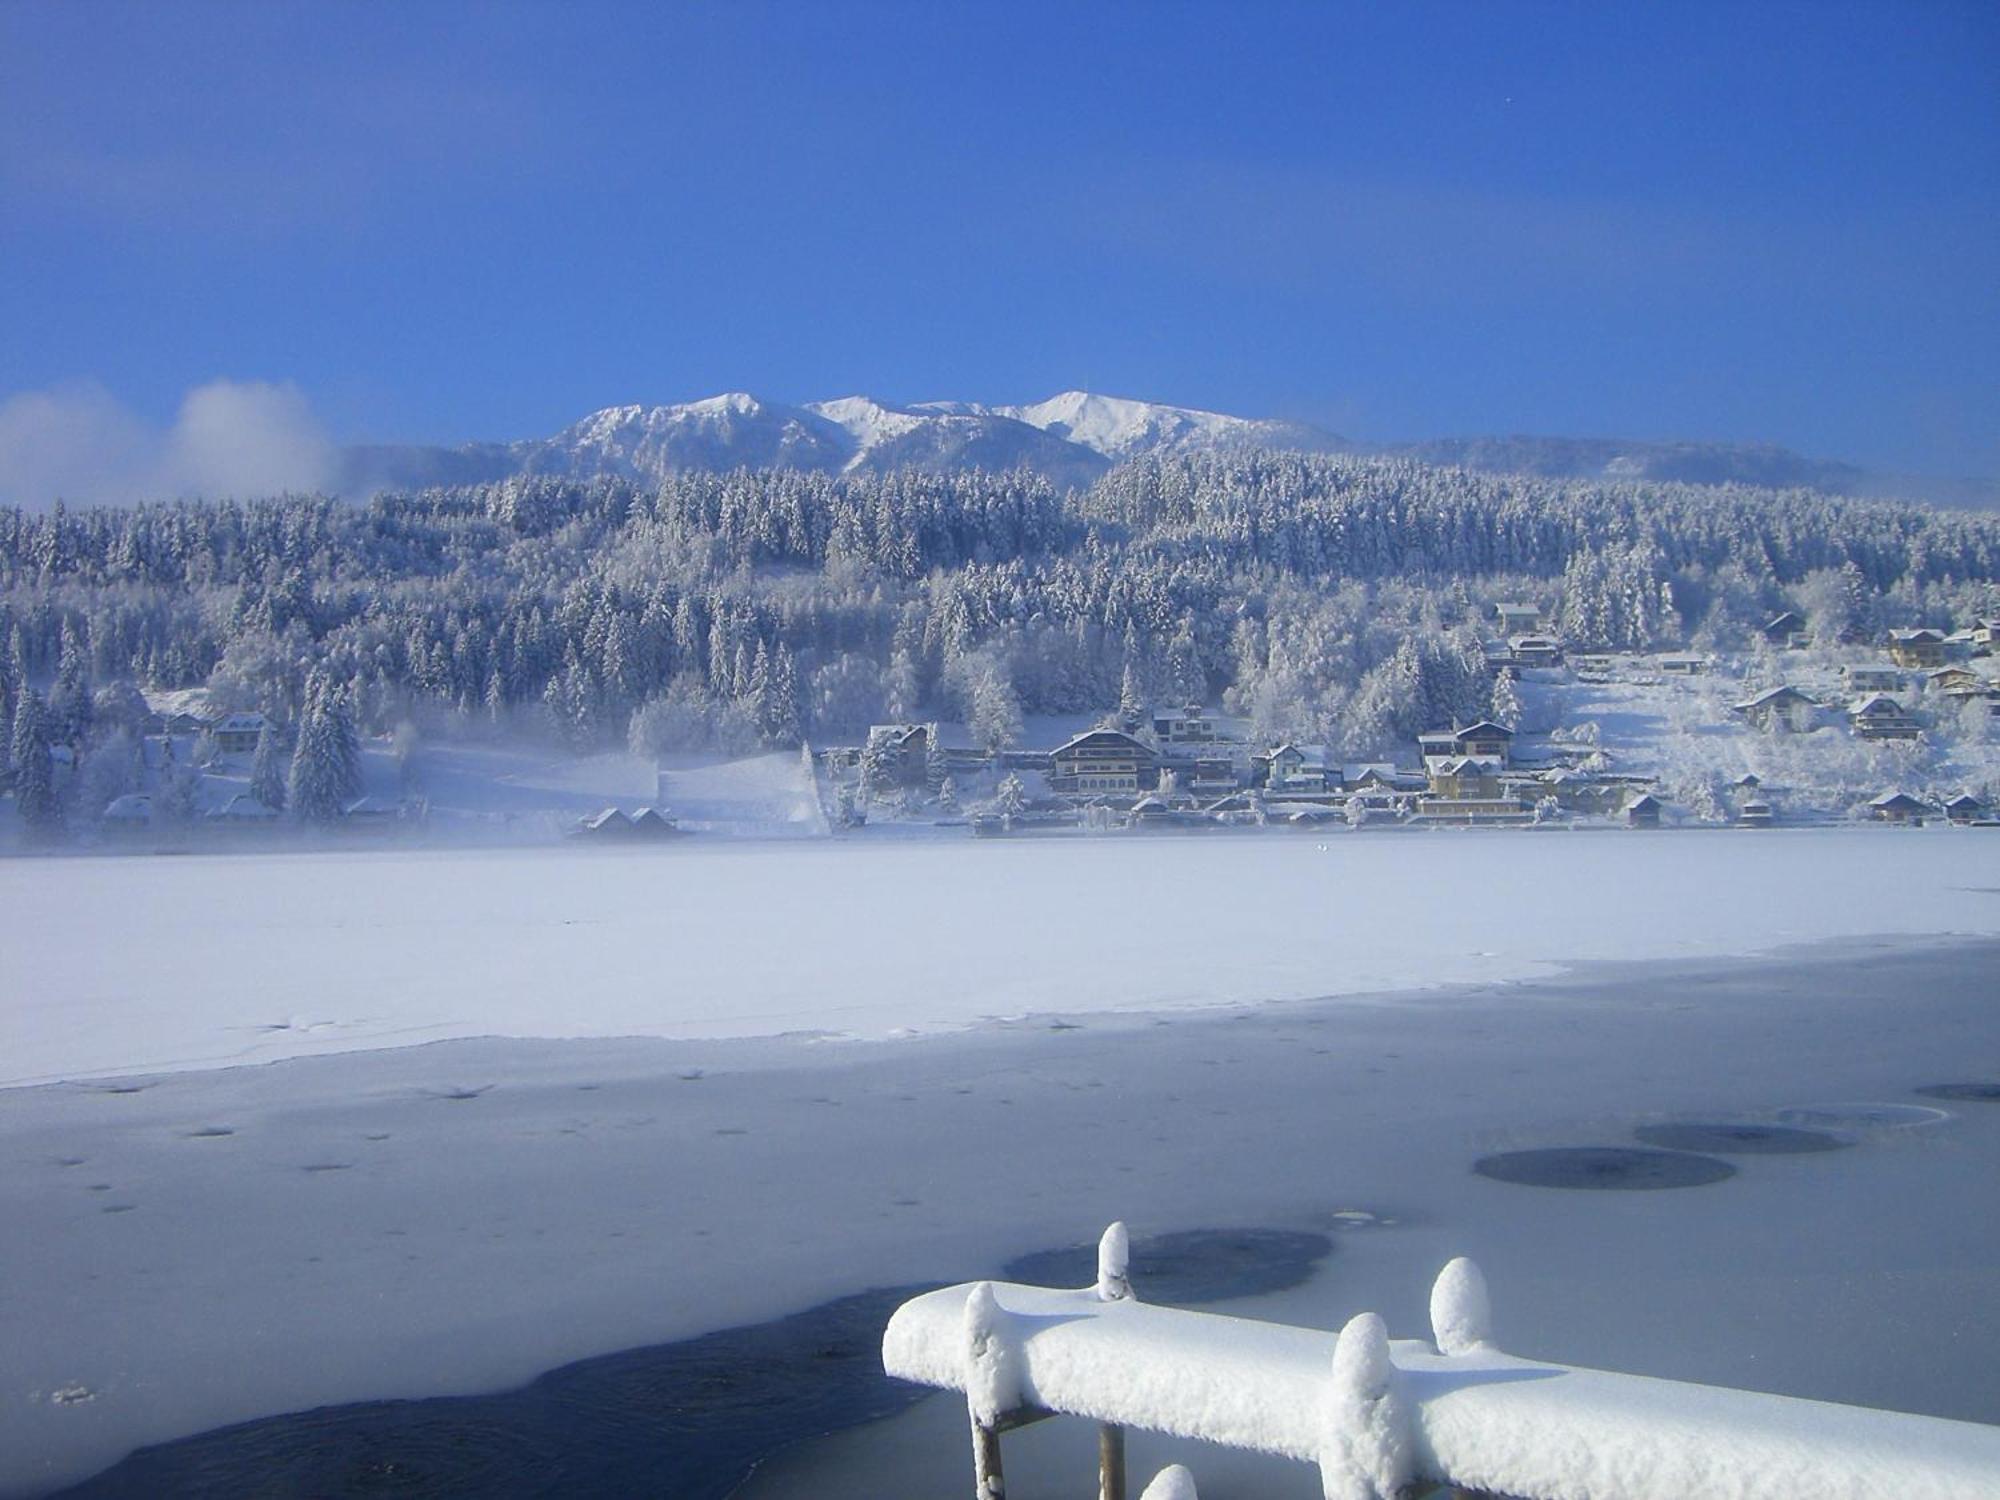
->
[3,453,1998,783]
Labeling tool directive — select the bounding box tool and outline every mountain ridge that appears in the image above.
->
[333,391,1997,510]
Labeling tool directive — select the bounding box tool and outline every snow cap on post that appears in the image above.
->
[962,1281,1019,1427]
[1097,1221,1132,1302]
[1138,1463,1200,1500]
[1429,1256,1494,1357]
[1318,1312,1413,1500]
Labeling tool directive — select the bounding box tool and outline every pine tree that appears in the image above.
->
[49,622,93,750]
[995,772,1027,817]
[924,723,948,795]
[250,723,287,812]
[11,691,60,837]
[288,676,348,824]
[1118,661,1145,732]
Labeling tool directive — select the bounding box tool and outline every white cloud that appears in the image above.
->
[0,379,336,510]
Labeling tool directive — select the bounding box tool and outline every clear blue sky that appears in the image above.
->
[2,0,1995,477]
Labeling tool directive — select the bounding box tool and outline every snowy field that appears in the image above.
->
[2,832,1998,1493]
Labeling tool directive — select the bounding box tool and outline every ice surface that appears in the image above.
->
[3,836,1998,1493]
[4,828,1997,1086]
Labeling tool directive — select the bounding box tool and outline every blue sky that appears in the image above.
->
[1,0,1995,488]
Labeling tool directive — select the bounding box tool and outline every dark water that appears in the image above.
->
[1473,1146,1737,1190]
[1915,1082,2000,1102]
[58,1227,1331,1499]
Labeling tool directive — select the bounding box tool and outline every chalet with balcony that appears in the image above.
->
[1418,721,1514,772]
[1507,635,1564,668]
[1761,611,1810,648]
[1427,757,1505,800]
[1732,685,1817,734]
[1845,665,1904,693]
[211,711,271,757]
[1049,730,1157,797]
[1258,743,1333,794]
[1150,704,1230,747]
[1927,666,1991,701]
[1849,694,1923,742]
[1886,629,1948,669]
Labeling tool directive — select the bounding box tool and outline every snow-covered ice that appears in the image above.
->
[2,832,1998,1493]
[3,828,1996,1086]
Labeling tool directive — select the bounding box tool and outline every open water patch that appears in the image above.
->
[57,1228,1329,1500]
[1002,1226,1332,1305]
[1914,1083,2000,1102]
[1473,1147,1737,1190]
[1631,1123,1850,1155]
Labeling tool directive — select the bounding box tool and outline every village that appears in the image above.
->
[9,602,1999,851]
[823,602,2000,838]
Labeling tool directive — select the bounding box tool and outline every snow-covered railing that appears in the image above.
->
[882,1224,2000,1500]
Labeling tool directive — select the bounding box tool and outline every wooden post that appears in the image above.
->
[1097,1421,1126,1500]
[971,1415,1005,1499]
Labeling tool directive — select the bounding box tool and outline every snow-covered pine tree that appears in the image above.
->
[1118,661,1145,732]
[288,675,348,824]
[49,622,93,751]
[250,723,287,812]
[11,690,60,837]
[925,723,948,795]
[996,772,1026,816]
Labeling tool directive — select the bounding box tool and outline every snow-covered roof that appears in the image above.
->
[1888,628,1946,644]
[102,793,152,821]
[1434,757,1501,777]
[212,711,269,734]
[1734,685,1813,709]
[1051,729,1151,758]
[1870,791,1927,810]
[1849,694,1905,716]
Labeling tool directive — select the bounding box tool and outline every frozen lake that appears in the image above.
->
[1,831,1997,1493]
[4,826,1999,1084]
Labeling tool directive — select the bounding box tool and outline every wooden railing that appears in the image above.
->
[881,1224,2000,1500]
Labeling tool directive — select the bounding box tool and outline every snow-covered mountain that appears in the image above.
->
[333,392,1996,509]
[928,390,1347,462]
[337,390,1345,496]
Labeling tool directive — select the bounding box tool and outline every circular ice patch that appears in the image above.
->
[1632,1123,1850,1155]
[1473,1147,1736,1190]
[1915,1083,2000,1102]
[1775,1103,1951,1133]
